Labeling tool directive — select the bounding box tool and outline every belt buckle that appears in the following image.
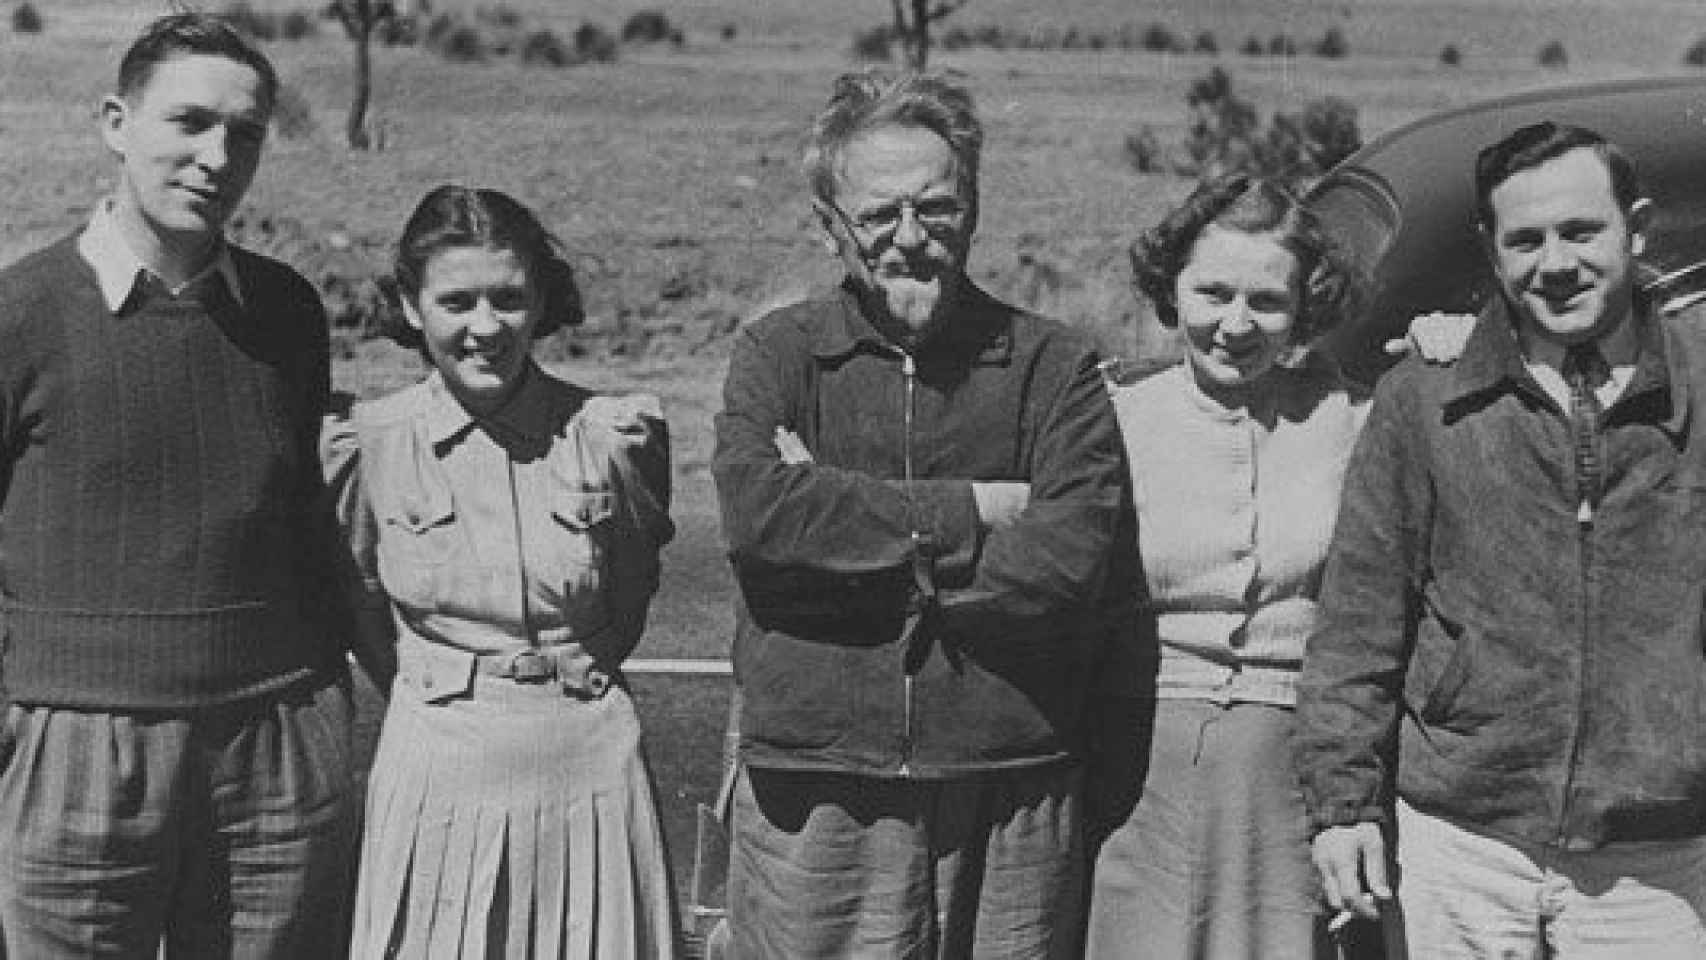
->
[508,649,554,683]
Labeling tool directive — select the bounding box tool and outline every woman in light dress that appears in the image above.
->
[1087,175,1381,960]
[328,185,679,959]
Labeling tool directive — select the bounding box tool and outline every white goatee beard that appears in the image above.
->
[882,276,948,345]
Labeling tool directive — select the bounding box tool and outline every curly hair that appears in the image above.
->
[382,185,583,352]
[1130,174,1363,346]
[801,70,984,204]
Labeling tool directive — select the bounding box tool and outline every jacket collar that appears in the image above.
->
[77,197,244,313]
[1448,293,1685,435]
[808,278,1015,366]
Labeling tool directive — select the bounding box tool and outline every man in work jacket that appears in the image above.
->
[711,70,1127,959]
[1297,121,1706,957]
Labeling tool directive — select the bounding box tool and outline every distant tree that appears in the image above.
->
[1315,26,1348,59]
[622,11,673,43]
[1193,31,1218,55]
[13,2,44,34]
[1240,36,1263,56]
[573,22,618,62]
[1685,37,1706,67]
[1439,43,1462,66]
[1538,39,1568,68]
[885,0,973,69]
[1140,23,1182,53]
[326,1,401,149]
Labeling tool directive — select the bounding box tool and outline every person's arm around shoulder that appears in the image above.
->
[1295,360,1438,919]
[319,398,398,692]
[587,391,674,666]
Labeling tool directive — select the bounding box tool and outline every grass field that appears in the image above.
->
[5,0,1706,926]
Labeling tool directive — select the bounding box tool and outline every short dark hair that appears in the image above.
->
[117,13,279,115]
[383,185,583,352]
[1474,121,1643,229]
[802,70,984,204]
[1130,174,1362,344]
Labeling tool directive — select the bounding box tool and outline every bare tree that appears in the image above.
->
[889,0,971,70]
[327,0,398,150]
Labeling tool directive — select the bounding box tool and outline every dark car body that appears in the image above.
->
[1308,77,1706,383]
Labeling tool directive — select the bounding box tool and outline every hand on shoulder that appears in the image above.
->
[582,392,664,444]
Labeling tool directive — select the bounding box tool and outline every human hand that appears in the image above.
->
[972,481,1030,530]
[1312,822,1392,922]
[582,394,660,444]
[1384,311,1475,363]
[773,426,813,464]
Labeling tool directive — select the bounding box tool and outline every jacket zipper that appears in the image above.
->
[900,350,917,777]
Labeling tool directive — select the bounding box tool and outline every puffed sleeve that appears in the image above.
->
[320,406,398,691]
[585,392,674,668]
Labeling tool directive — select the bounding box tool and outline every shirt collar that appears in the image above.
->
[808,278,1014,365]
[1449,293,1684,434]
[77,197,244,313]
[421,361,564,450]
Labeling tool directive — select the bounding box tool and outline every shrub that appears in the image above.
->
[1315,26,1348,58]
[1124,125,1164,173]
[219,2,277,41]
[1140,23,1182,53]
[1538,39,1568,68]
[1686,37,1706,67]
[574,22,618,62]
[940,26,971,51]
[622,10,674,43]
[438,24,487,62]
[279,10,316,40]
[1240,36,1263,56]
[476,5,522,29]
[424,13,457,49]
[12,2,43,33]
[851,25,892,61]
[271,83,315,140]
[1268,34,1297,56]
[521,29,572,67]
[720,23,737,41]
[1155,67,1361,188]
[1440,44,1462,66]
[1193,31,1218,54]
[1299,96,1361,171]
[377,13,418,45]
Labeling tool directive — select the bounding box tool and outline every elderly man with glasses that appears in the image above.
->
[710,71,1129,959]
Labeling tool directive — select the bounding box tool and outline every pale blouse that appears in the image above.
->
[1108,361,1369,706]
[323,364,673,696]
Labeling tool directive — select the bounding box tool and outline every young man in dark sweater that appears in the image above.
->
[0,14,355,958]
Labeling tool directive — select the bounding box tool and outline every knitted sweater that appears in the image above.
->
[1107,360,1369,706]
[0,234,346,708]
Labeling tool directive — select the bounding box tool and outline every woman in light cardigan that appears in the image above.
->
[1086,175,1375,960]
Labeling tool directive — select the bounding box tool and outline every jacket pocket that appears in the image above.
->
[1407,608,1481,732]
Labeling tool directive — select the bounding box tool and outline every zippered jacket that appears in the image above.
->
[1295,295,1706,849]
[713,281,1127,778]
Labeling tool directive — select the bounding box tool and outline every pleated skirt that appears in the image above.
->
[349,673,680,959]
